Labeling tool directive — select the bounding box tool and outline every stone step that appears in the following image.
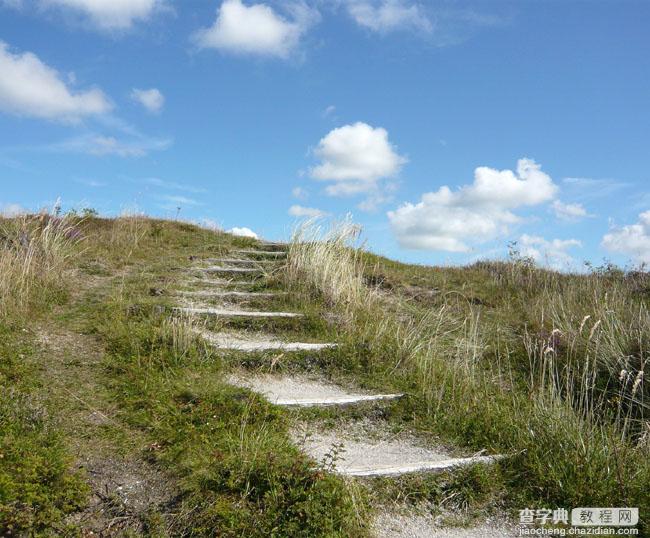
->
[199,330,337,352]
[235,249,287,257]
[296,429,503,478]
[176,307,302,318]
[179,290,285,299]
[182,278,256,287]
[197,266,262,274]
[230,374,402,407]
[337,454,503,477]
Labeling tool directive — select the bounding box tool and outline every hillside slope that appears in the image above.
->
[0,215,647,536]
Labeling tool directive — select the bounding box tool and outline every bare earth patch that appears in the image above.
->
[36,322,178,534]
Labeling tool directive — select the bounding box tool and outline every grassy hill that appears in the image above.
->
[1,214,648,536]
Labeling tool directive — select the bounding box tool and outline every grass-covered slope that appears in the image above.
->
[1,214,648,535]
[284,219,649,531]
[0,215,363,536]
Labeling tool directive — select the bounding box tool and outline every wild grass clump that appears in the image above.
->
[529,274,648,441]
[0,213,81,317]
[285,216,373,314]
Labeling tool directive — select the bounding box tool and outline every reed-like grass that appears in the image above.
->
[285,216,373,314]
[0,213,81,317]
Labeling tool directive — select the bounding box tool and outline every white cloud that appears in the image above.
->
[50,133,171,157]
[291,186,308,199]
[602,211,650,264]
[310,122,406,197]
[552,200,589,220]
[158,194,202,206]
[131,88,164,113]
[0,41,111,122]
[193,0,318,59]
[228,226,258,239]
[388,158,558,252]
[518,234,582,270]
[346,0,431,33]
[322,104,336,118]
[41,0,165,30]
[288,204,329,217]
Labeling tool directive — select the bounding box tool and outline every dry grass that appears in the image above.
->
[285,216,374,314]
[0,213,82,317]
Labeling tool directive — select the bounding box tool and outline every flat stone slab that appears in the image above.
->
[200,331,337,352]
[182,278,254,287]
[197,266,261,273]
[230,374,402,407]
[179,290,285,299]
[296,430,502,477]
[374,513,517,538]
[176,307,302,318]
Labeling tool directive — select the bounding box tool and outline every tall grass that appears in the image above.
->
[285,219,650,514]
[285,216,373,313]
[0,214,81,317]
[529,275,648,442]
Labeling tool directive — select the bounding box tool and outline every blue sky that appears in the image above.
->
[1,0,649,270]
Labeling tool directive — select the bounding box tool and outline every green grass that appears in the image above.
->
[3,213,648,535]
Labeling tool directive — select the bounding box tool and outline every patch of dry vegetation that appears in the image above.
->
[0,213,81,316]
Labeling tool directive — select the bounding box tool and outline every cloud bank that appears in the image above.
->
[388,159,558,252]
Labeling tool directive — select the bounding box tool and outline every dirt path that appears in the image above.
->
[33,277,177,536]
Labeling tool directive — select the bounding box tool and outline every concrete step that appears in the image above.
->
[230,374,402,407]
[199,330,337,352]
[196,266,262,274]
[295,428,503,478]
[182,277,260,288]
[235,249,287,257]
[179,290,285,299]
[175,307,302,318]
